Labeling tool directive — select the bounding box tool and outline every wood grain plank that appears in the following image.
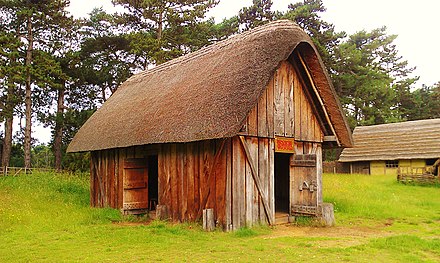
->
[216,139,228,228]
[225,139,232,231]
[266,76,275,137]
[258,86,268,137]
[247,105,258,136]
[285,62,294,137]
[245,138,254,226]
[239,136,273,225]
[232,137,245,230]
[170,144,178,221]
[250,137,260,224]
[268,139,275,222]
[194,142,200,219]
[258,139,267,223]
[294,72,301,139]
[274,65,285,136]
[118,149,126,209]
[316,144,323,204]
[186,143,195,221]
[177,144,185,221]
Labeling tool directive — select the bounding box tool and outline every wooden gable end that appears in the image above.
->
[242,60,324,143]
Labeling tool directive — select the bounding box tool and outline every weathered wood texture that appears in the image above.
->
[290,142,322,216]
[243,61,323,143]
[90,140,229,226]
[90,145,160,209]
[89,59,325,229]
[226,136,275,230]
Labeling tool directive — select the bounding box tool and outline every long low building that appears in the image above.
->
[339,119,440,175]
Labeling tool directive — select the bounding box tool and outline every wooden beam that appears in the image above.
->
[296,52,340,146]
[238,136,273,225]
[323,135,337,142]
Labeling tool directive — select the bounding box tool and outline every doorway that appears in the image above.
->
[148,155,158,210]
[275,153,291,213]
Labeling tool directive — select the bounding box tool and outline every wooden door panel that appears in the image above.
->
[123,158,148,213]
[290,154,318,215]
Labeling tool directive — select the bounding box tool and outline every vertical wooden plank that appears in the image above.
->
[193,142,200,219]
[158,146,165,206]
[170,144,178,221]
[98,151,103,206]
[186,143,195,221]
[294,73,301,139]
[199,142,206,213]
[182,144,188,221]
[118,148,126,209]
[274,65,285,136]
[216,139,228,228]
[103,151,107,207]
[207,141,217,212]
[245,138,254,226]
[268,139,275,223]
[177,144,185,221]
[266,76,275,138]
[114,149,119,209]
[247,105,258,136]
[107,150,115,208]
[257,87,268,137]
[232,137,245,230]
[307,97,313,141]
[163,145,172,214]
[285,63,294,137]
[250,137,260,224]
[225,139,232,231]
[316,144,323,204]
[258,139,267,223]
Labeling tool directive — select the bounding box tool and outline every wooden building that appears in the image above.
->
[339,119,440,176]
[67,21,352,230]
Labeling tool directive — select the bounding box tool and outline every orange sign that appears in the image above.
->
[275,137,295,153]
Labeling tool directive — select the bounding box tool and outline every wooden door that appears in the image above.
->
[123,158,148,213]
[290,154,318,215]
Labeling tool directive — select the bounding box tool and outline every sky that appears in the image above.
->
[32,0,440,143]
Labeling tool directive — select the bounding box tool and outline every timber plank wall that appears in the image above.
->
[90,59,325,230]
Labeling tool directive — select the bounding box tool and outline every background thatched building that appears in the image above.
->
[339,119,440,176]
[68,20,352,230]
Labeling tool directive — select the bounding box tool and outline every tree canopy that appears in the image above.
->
[0,0,437,171]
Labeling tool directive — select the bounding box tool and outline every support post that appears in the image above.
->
[203,208,215,231]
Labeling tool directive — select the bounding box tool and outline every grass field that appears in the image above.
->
[0,172,439,262]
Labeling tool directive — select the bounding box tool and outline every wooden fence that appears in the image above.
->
[0,167,56,176]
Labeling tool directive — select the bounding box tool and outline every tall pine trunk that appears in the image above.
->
[54,85,65,171]
[24,15,33,169]
[2,113,13,168]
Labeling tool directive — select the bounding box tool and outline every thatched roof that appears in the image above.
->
[68,20,352,153]
[339,119,440,162]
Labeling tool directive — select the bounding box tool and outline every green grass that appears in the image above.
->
[0,172,439,262]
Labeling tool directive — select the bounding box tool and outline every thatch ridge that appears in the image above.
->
[68,20,352,153]
[339,119,440,162]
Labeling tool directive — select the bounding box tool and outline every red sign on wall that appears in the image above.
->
[275,137,295,153]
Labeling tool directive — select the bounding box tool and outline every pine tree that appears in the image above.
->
[112,0,218,67]
[238,0,275,31]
